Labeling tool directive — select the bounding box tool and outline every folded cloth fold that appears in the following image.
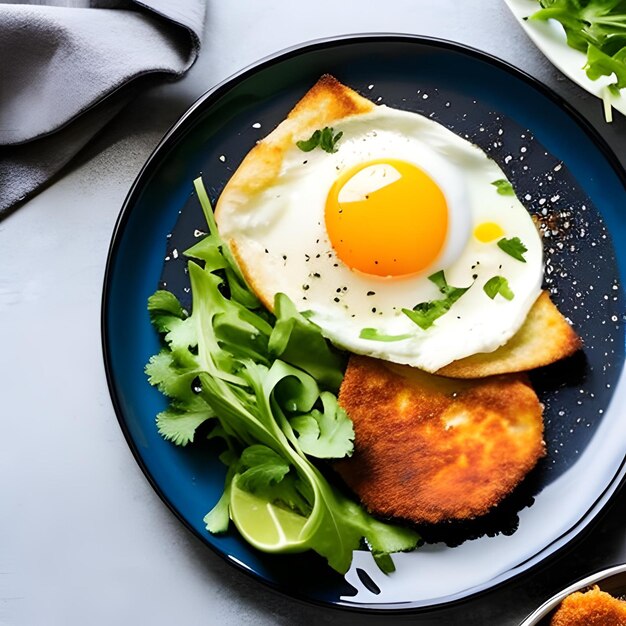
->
[0,0,206,216]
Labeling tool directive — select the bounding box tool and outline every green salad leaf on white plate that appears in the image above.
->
[505,0,626,122]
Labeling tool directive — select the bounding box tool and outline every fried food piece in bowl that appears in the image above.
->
[550,585,626,625]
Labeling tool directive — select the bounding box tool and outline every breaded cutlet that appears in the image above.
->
[550,585,626,626]
[334,355,545,525]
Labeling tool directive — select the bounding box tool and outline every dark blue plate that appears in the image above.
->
[102,35,626,612]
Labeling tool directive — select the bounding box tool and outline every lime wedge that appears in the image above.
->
[229,481,309,553]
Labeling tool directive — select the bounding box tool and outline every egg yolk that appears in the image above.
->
[474,222,504,243]
[325,159,448,277]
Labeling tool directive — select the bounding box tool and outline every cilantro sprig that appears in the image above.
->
[145,177,419,574]
[483,276,515,301]
[498,236,528,262]
[296,127,344,153]
[402,270,471,330]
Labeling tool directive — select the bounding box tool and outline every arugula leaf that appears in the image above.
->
[483,276,515,300]
[586,42,626,88]
[403,271,471,330]
[268,362,319,417]
[531,0,626,120]
[373,552,397,575]
[531,1,592,52]
[145,176,420,574]
[296,127,343,153]
[359,328,413,342]
[269,293,344,391]
[203,458,237,533]
[497,236,528,262]
[203,488,231,533]
[491,179,515,196]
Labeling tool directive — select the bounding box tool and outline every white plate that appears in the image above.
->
[504,0,626,120]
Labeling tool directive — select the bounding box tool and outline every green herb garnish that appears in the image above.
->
[497,236,528,262]
[483,276,515,300]
[402,270,471,330]
[359,328,413,342]
[296,127,344,153]
[491,179,515,196]
[530,0,626,121]
[145,176,419,574]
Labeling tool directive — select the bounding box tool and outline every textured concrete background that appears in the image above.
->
[2,1,626,625]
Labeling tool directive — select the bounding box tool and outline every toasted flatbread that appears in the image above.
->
[437,291,582,378]
[215,74,373,227]
[335,355,545,525]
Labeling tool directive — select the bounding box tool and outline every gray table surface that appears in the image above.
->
[3,1,626,625]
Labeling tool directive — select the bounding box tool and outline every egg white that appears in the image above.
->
[217,105,543,372]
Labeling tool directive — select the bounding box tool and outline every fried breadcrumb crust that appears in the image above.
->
[438,291,581,378]
[550,585,626,626]
[334,355,545,525]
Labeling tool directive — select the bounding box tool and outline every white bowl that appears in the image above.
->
[520,563,626,625]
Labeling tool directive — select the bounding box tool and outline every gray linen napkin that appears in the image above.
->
[0,0,206,217]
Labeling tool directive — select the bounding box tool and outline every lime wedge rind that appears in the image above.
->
[229,481,310,554]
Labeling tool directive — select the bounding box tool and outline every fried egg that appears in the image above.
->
[216,103,543,372]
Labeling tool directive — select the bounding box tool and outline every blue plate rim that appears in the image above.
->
[101,33,626,614]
